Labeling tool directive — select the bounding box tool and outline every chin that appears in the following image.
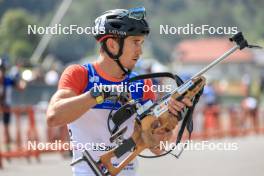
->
[128,64,136,70]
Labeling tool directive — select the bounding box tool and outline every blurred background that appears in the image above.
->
[0,0,263,176]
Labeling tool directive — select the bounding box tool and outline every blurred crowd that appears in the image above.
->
[199,84,262,137]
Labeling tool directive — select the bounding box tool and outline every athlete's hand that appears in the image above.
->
[168,97,193,116]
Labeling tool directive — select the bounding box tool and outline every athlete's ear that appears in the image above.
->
[105,38,119,55]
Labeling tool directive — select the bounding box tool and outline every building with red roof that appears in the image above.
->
[172,37,259,96]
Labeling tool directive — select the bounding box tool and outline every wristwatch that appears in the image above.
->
[90,87,104,104]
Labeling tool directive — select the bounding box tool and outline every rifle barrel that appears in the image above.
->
[191,45,239,79]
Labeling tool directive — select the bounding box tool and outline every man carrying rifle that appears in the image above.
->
[46,7,193,176]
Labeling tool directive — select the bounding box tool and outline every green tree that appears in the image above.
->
[0,9,39,64]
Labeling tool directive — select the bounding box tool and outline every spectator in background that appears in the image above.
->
[241,96,259,133]
[0,58,26,151]
[202,83,221,136]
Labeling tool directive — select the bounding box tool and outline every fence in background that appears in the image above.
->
[0,105,264,169]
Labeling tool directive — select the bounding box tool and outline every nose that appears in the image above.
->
[136,44,143,56]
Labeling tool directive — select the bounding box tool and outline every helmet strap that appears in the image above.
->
[102,37,131,76]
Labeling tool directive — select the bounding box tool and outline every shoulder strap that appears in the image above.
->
[129,72,184,87]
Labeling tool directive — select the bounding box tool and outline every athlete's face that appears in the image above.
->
[119,36,144,70]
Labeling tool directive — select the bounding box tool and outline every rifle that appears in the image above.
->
[71,32,262,176]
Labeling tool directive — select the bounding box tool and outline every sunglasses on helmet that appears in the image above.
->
[118,7,146,20]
